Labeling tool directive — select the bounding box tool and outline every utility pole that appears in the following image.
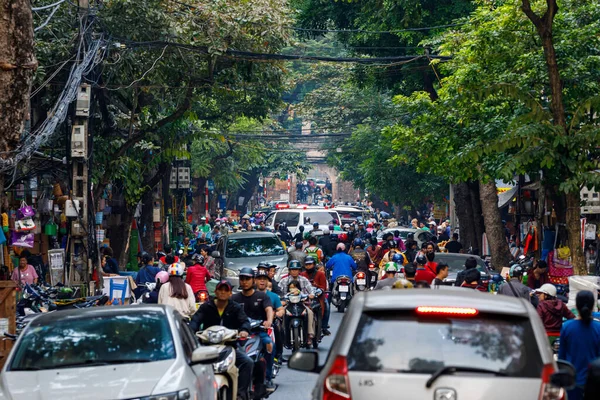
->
[68,0,92,291]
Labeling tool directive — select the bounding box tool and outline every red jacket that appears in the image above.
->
[301,269,327,292]
[537,299,575,333]
[185,264,210,293]
[414,268,436,285]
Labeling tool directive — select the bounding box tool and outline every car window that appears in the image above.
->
[226,237,285,258]
[303,211,338,226]
[265,213,275,226]
[9,311,176,371]
[338,211,364,221]
[178,318,197,361]
[435,255,488,275]
[275,212,300,227]
[347,312,543,377]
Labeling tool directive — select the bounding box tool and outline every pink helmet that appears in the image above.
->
[156,271,169,284]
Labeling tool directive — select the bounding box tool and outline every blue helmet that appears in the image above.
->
[392,253,404,263]
[353,238,364,248]
[239,267,255,278]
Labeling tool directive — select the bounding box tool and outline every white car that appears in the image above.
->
[265,207,341,236]
[1,305,219,400]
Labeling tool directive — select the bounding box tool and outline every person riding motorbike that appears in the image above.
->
[255,270,285,368]
[185,254,211,302]
[374,262,400,290]
[142,270,169,304]
[414,254,436,285]
[189,280,254,400]
[497,265,532,300]
[279,260,317,345]
[350,238,373,274]
[292,225,305,244]
[278,222,293,245]
[257,262,283,296]
[301,256,330,336]
[305,236,324,265]
[326,243,357,297]
[134,252,161,298]
[288,241,307,266]
[536,283,575,336]
[318,229,336,261]
[232,267,276,392]
[158,263,196,320]
[366,236,384,266]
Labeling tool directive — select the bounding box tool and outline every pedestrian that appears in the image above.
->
[134,252,161,297]
[158,263,196,319]
[460,269,487,292]
[432,262,449,287]
[101,247,120,275]
[559,290,600,400]
[454,256,478,287]
[527,260,550,290]
[445,233,463,253]
[11,255,39,287]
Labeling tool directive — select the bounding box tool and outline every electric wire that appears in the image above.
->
[34,4,61,32]
[31,0,66,11]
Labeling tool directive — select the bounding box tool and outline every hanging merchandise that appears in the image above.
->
[0,227,6,245]
[557,246,571,260]
[11,231,34,248]
[1,213,8,233]
[18,201,35,219]
[15,218,36,232]
[585,224,597,240]
[59,214,67,235]
[45,220,58,236]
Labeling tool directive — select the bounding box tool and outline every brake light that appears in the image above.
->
[416,306,479,316]
[539,364,564,400]
[356,272,366,279]
[199,292,208,302]
[323,355,351,400]
[368,264,375,271]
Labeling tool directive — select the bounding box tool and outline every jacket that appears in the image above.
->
[537,299,575,332]
[350,249,372,273]
[454,267,475,287]
[326,252,357,283]
[301,269,327,292]
[279,275,315,296]
[319,235,336,258]
[189,300,251,334]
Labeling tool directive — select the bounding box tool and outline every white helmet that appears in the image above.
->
[168,262,185,277]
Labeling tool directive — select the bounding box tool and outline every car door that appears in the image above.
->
[178,318,217,400]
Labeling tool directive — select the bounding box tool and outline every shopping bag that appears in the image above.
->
[18,201,35,218]
[11,231,34,248]
[15,218,36,232]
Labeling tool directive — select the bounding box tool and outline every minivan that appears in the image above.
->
[265,207,341,236]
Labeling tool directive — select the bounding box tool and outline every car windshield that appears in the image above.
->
[338,210,364,221]
[226,237,285,258]
[303,211,338,226]
[9,311,175,371]
[275,211,300,227]
[347,312,543,377]
[435,255,488,276]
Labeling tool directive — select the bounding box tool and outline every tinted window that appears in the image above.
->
[10,312,175,371]
[303,211,338,226]
[275,212,300,227]
[226,237,285,258]
[435,255,488,275]
[265,213,275,226]
[347,312,543,377]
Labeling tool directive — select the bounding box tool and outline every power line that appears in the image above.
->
[34,4,62,32]
[290,23,465,35]
[32,0,67,11]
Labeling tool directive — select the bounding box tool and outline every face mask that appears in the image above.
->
[426,252,435,262]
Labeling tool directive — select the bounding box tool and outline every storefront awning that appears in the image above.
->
[498,186,518,208]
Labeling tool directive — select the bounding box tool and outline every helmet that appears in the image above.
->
[336,243,346,252]
[328,224,334,230]
[353,238,364,248]
[239,267,255,278]
[141,252,153,264]
[415,254,428,265]
[384,262,398,273]
[510,265,524,278]
[403,263,417,276]
[289,260,302,270]
[156,251,166,259]
[338,232,348,242]
[192,254,205,264]
[156,271,169,284]
[536,283,557,297]
[295,241,303,249]
[168,263,185,277]
[393,279,414,289]
[257,261,268,269]
[364,232,372,240]
[313,222,319,227]
[303,232,311,240]
[407,233,415,240]
[387,240,397,249]
[491,274,504,284]
[305,256,316,265]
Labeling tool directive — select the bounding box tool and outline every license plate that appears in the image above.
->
[371,276,376,282]
[339,285,349,292]
[357,279,366,285]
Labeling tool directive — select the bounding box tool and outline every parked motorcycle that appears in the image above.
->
[197,326,239,400]
[331,275,352,313]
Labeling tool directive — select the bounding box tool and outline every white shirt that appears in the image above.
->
[158,281,197,319]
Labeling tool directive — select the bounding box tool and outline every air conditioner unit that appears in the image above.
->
[169,168,178,189]
[178,167,190,189]
[71,124,86,157]
[75,84,91,117]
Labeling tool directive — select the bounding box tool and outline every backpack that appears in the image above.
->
[305,246,322,263]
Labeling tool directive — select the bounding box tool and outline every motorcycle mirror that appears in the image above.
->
[552,360,576,389]
[211,251,221,258]
[288,350,321,373]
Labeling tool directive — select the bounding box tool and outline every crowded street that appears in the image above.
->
[2,0,600,399]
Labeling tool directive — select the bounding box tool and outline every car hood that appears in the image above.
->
[226,254,287,272]
[0,360,175,400]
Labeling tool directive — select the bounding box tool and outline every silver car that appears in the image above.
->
[377,227,435,248]
[289,289,575,400]
[0,305,219,400]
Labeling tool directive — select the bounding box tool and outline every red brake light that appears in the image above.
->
[356,272,366,279]
[324,355,351,400]
[416,306,479,317]
[199,292,208,301]
[539,363,564,400]
[368,264,375,270]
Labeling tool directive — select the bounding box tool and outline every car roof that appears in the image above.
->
[359,289,530,317]
[28,304,174,325]
[227,231,279,239]
[435,252,485,261]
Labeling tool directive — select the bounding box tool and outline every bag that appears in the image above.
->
[15,218,36,232]
[0,227,6,245]
[557,246,571,260]
[11,231,34,248]
[45,221,58,236]
[18,201,35,218]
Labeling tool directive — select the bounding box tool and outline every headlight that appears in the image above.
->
[224,268,238,278]
[289,295,301,304]
[213,350,235,373]
[208,330,225,344]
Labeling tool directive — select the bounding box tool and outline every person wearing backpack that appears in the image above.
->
[305,236,324,266]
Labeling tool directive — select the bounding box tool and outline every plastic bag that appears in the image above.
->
[567,276,600,311]
[11,231,34,248]
[15,218,36,232]
[18,201,35,218]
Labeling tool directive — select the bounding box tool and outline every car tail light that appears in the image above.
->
[416,306,479,316]
[356,272,366,279]
[539,364,565,400]
[324,355,351,400]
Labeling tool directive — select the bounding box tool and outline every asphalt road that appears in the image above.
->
[270,311,344,399]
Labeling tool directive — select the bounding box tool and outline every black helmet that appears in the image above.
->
[141,252,153,264]
[289,260,302,270]
[313,222,319,227]
[156,251,166,259]
[407,233,415,240]
[239,267,255,278]
[353,238,364,248]
[404,263,417,276]
[192,254,205,264]
[415,254,428,265]
[257,261,268,270]
[305,256,316,265]
[295,241,303,249]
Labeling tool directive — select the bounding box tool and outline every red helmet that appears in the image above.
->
[338,232,348,242]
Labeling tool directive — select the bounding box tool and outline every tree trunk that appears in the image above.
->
[479,180,512,269]
[0,0,37,156]
[233,171,259,212]
[140,189,154,254]
[566,192,585,275]
[453,182,477,251]
[117,210,133,270]
[468,181,485,252]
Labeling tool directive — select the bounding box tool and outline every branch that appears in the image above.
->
[521,0,543,30]
[213,141,234,161]
[542,0,559,27]
[142,161,169,190]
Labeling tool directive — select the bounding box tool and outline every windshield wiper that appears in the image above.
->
[426,366,507,388]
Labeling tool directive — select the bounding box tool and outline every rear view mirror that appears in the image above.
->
[552,360,576,389]
[288,350,320,373]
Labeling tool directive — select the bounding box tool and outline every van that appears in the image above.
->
[265,207,341,236]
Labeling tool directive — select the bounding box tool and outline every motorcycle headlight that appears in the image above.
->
[208,330,225,344]
[224,268,238,278]
[289,295,301,304]
[213,350,235,373]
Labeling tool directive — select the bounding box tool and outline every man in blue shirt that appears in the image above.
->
[134,252,162,298]
[256,270,284,366]
[326,243,357,284]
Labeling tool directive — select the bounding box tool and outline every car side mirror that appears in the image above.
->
[552,360,576,389]
[191,346,219,364]
[288,350,321,373]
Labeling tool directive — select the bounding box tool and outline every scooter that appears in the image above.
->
[241,319,271,399]
[331,275,352,313]
[309,288,324,349]
[197,326,239,400]
[367,263,378,290]
[354,271,368,292]
[283,292,309,353]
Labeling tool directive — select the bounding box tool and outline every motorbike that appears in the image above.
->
[240,319,272,399]
[283,292,309,353]
[309,288,324,349]
[367,263,378,290]
[354,271,368,292]
[197,326,239,400]
[331,275,352,313]
[17,284,108,317]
